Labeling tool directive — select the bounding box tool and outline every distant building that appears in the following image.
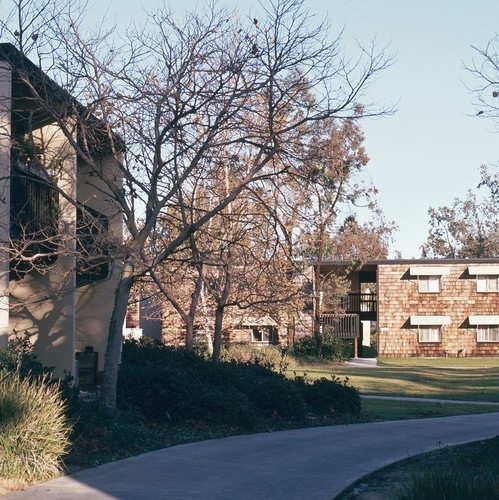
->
[317,259,499,357]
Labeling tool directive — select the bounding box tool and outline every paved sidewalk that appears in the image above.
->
[361,394,499,405]
[6,412,499,500]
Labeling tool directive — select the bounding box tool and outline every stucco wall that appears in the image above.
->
[75,153,123,372]
[9,124,77,377]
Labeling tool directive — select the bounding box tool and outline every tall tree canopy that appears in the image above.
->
[1,0,392,408]
[422,167,499,258]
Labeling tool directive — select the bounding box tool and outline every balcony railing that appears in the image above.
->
[342,293,377,314]
[10,166,59,276]
[320,314,359,339]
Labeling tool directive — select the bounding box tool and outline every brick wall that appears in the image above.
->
[377,263,499,357]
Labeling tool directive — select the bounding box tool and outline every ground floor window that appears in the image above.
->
[418,325,441,343]
[477,326,499,342]
[251,326,278,344]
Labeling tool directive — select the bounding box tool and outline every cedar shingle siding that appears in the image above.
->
[376,262,499,357]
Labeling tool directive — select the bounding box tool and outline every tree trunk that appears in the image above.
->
[185,265,204,350]
[212,304,225,362]
[212,256,233,362]
[314,224,325,357]
[101,261,135,410]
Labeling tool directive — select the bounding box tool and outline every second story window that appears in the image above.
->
[76,205,109,287]
[418,275,440,293]
[468,266,499,292]
[477,275,499,293]
[410,266,449,294]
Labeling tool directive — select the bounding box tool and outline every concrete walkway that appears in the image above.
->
[361,394,499,406]
[6,412,499,500]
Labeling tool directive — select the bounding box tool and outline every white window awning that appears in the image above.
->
[410,315,451,326]
[468,266,499,276]
[409,266,450,276]
[468,315,499,325]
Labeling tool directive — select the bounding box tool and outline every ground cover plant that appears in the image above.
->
[339,436,499,499]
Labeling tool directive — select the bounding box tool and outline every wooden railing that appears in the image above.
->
[320,314,359,339]
[342,293,377,314]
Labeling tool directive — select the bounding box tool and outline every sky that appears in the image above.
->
[2,0,499,258]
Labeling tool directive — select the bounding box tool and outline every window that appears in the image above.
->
[476,275,499,293]
[418,275,441,293]
[477,326,499,342]
[251,326,278,344]
[410,266,448,293]
[76,205,110,287]
[418,325,442,343]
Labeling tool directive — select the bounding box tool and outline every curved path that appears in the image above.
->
[6,412,499,500]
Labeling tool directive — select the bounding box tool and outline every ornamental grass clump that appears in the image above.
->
[0,370,72,481]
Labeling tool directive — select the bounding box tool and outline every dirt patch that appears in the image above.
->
[0,478,33,497]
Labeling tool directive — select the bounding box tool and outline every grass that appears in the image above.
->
[291,357,499,402]
[361,398,499,420]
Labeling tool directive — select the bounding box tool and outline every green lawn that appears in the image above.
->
[360,398,499,420]
[291,357,499,402]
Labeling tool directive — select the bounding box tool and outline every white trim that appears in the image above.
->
[410,315,451,326]
[469,315,499,325]
[468,265,499,275]
[409,266,450,276]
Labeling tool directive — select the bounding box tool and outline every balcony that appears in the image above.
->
[10,165,59,277]
[320,314,359,339]
[342,293,377,319]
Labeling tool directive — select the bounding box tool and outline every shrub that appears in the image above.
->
[301,376,361,415]
[199,361,307,420]
[0,370,71,481]
[220,343,291,374]
[0,333,50,379]
[0,333,79,414]
[292,333,353,362]
[117,338,307,426]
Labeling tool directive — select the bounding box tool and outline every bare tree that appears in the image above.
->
[2,0,391,408]
[468,37,499,121]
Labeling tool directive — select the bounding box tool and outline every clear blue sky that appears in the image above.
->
[3,0,499,257]
[86,0,499,257]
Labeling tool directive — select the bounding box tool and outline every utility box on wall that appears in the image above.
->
[76,346,98,389]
